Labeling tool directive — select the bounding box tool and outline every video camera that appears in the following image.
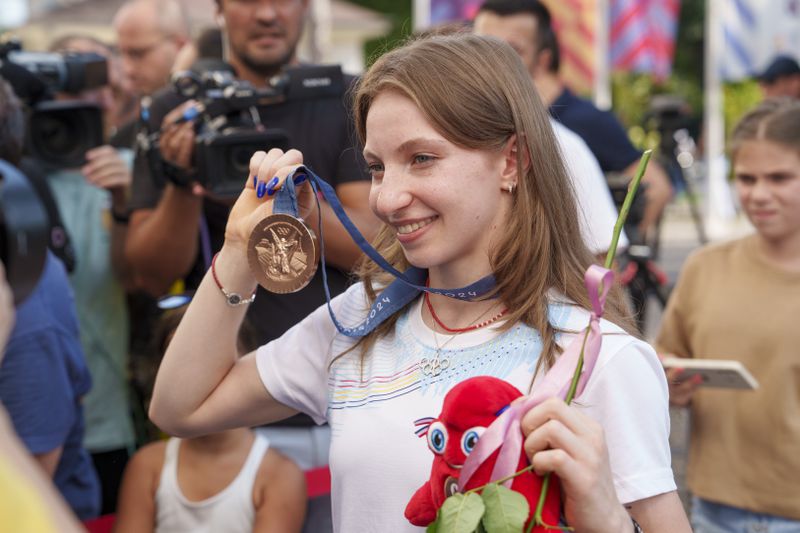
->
[0,40,108,168]
[644,95,696,157]
[153,63,345,197]
[0,159,49,305]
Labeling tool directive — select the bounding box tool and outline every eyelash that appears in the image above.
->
[366,154,437,177]
[413,154,435,165]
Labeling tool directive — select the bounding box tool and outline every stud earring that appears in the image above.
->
[506,183,516,194]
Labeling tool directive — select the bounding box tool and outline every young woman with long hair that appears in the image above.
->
[150,33,689,532]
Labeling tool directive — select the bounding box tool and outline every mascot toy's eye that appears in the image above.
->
[461,427,486,455]
[427,421,448,455]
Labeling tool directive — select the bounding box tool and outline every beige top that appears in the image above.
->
[656,236,800,520]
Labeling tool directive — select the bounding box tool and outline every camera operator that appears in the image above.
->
[126,0,376,529]
[126,0,375,338]
[0,80,101,521]
[35,34,138,516]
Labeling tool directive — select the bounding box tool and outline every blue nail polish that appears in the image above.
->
[182,106,199,121]
[252,176,258,188]
[266,176,279,196]
[293,173,307,185]
[256,181,267,198]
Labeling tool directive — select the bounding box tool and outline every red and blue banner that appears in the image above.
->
[415,0,683,91]
[429,0,482,25]
[610,0,681,80]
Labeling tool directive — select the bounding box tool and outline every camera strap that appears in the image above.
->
[282,166,496,338]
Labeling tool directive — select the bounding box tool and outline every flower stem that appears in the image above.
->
[465,465,535,495]
[604,150,651,270]
[531,150,651,530]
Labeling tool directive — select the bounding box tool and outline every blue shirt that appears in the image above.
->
[549,88,641,174]
[0,251,100,520]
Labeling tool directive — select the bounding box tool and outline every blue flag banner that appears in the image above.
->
[720,0,800,81]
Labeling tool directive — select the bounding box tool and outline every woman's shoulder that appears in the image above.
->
[554,303,659,370]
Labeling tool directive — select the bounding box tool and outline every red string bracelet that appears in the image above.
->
[211,253,257,307]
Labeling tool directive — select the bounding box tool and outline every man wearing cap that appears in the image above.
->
[758,55,800,100]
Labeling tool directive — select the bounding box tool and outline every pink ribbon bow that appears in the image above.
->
[459,264,615,491]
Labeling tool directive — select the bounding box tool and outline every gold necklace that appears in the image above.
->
[419,301,503,377]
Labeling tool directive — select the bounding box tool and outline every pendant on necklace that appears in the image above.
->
[420,353,450,377]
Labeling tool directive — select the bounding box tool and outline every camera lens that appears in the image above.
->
[32,112,81,157]
[27,101,104,168]
[228,145,253,175]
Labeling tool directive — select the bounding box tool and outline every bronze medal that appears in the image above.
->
[247,214,319,294]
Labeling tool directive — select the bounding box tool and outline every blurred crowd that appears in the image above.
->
[0,0,798,532]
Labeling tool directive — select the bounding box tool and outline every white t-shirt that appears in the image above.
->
[257,284,674,532]
[551,119,629,254]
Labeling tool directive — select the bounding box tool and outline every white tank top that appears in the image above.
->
[155,432,269,533]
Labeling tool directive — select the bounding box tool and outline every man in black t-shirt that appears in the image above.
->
[125,0,375,343]
[124,4,375,530]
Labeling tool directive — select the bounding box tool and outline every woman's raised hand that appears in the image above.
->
[224,148,315,253]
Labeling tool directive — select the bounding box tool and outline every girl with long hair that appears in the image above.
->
[150,33,689,532]
[657,98,800,531]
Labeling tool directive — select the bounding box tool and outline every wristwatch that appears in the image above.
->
[631,517,644,533]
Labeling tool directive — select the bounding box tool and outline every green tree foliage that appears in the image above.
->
[348,0,413,65]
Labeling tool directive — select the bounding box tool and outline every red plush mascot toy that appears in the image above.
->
[405,376,561,530]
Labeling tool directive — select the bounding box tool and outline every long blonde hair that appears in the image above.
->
[350,33,633,374]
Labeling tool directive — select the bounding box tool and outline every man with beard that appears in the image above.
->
[125,1,375,530]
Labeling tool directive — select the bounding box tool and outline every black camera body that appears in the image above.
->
[26,99,104,168]
[645,95,696,157]
[0,41,107,168]
[4,46,107,95]
[0,159,49,305]
[165,63,345,197]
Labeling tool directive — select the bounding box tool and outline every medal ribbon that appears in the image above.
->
[458,265,615,490]
[274,166,496,338]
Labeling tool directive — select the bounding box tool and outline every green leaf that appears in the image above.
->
[438,492,486,533]
[480,484,530,533]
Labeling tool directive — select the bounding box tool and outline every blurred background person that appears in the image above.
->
[656,99,800,531]
[39,33,138,516]
[756,55,800,101]
[0,75,100,521]
[474,0,673,244]
[114,306,306,533]
[48,34,137,139]
[0,260,85,533]
[113,0,190,100]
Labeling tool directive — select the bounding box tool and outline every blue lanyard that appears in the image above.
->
[276,166,496,338]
